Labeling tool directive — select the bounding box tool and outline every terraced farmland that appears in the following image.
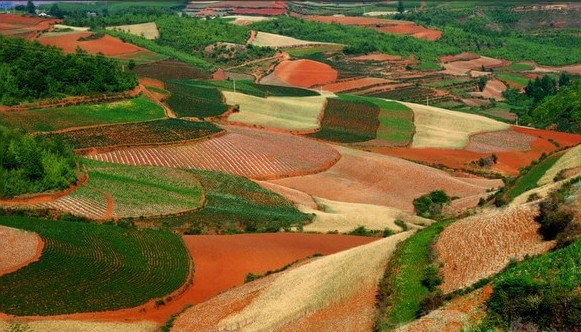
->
[355,96,414,146]
[32,160,204,219]
[46,118,223,151]
[310,95,380,143]
[435,205,553,293]
[131,58,210,81]
[0,215,190,315]
[223,91,326,131]
[88,126,340,180]
[0,96,165,132]
[180,80,320,98]
[146,169,311,233]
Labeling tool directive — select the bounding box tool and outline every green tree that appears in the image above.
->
[26,0,35,14]
[397,1,405,14]
[48,4,64,19]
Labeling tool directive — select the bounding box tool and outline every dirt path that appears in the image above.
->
[82,184,115,220]
[141,84,176,118]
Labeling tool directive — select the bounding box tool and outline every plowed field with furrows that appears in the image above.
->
[33,196,109,220]
[88,126,340,180]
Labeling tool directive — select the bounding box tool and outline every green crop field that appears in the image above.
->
[309,94,380,143]
[46,118,223,150]
[417,61,442,72]
[350,96,414,145]
[80,159,204,218]
[497,73,530,88]
[143,169,311,234]
[177,80,320,98]
[0,215,190,316]
[508,63,535,71]
[165,81,230,118]
[145,86,171,96]
[0,96,165,132]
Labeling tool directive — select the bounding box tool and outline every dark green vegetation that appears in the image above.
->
[0,215,190,315]
[0,95,165,132]
[143,170,311,234]
[530,80,581,133]
[0,36,137,105]
[376,222,449,330]
[45,119,222,150]
[165,81,229,118]
[191,80,320,98]
[483,239,581,331]
[0,127,76,198]
[368,86,436,104]
[251,16,457,63]
[535,177,580,247]
[309,94,380,143]
[404,5,581,66]
[413,190,451,219]
[508,63,535,71]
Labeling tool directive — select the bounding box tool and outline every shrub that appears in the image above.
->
[394,219,409,231]
[421,263,443,292]
[413,190,450,218]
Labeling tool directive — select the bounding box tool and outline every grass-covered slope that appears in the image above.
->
[484,240,581,331]
[0,215,190,315]
[145,169,312,234]
[0,95,165,132]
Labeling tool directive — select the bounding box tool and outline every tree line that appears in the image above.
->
[0,36,137,105]
[0,127,77,198]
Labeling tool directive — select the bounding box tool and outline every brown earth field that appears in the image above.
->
[435,204,553,293]
[0,233,375,326]
[37,32,144,56]
[274,59,338,88]
[373,126,581,175]
[0,14,59,39]
[321,77,392,93]
[88,125,341,180]
[270,145,502,213]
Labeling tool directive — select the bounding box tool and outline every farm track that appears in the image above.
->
[140,84,176,118]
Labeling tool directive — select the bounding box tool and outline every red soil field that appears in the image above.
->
[182,233,377,305]
[374,126,581,176]
[321,77,391,93]
[231,8,286,16]
[466,129,536,153]
[479,79,507,100]
[270,146,502,213]
[88,126,341,180]
[440,52,480,63]
[299,15,441,41]
[0,226,44,277]
[435,205,553,293]
[274,59,338,88]
[0,14,59,40]
[38,32,143,56]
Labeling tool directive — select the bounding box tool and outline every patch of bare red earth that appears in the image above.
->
[270,146,502,213]
[350,53,403,62]
[88,126,340,180]
[38,32,143,56]
[298,15,441,41]
[273,59,338,88]
[374,126,581,176]
[436,205,553,293]
[0,14,59,39]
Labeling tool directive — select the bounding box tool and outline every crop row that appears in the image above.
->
[310,95,380,143]
[131,58,211,81]
[0,215,190,316]
[165,81,229,118]
[367,86,438,103]
[46,118,223,150]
